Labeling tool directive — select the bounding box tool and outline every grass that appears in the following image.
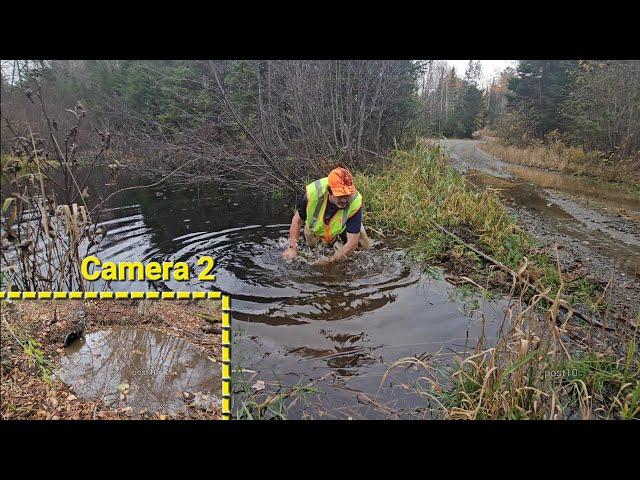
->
[232,344,324,420]
[478,140,640,191]
[558,346,640,419]
[234,368,323,420]
[357,141,638,420]
[565,278,607,312]
[355,141,602,308]
[235,381,321,420]
[383,291,639,420]
[3,319,54,384]
[356,143,528,268]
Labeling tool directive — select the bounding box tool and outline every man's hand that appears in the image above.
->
[283,211,302,261]
[312,232,359,267]
[282,246,298,260]
[312,257,332,267]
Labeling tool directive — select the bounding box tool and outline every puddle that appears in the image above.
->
[505,164,640,211]
[235,274,511,419]
[12,172,525,417]
[58,327,221,415]
[441,139,640,278]
[467,170,640,276]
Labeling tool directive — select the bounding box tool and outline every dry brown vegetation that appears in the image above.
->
[360,144,639,419]
[479,139,640,189]
[1,299,222,420]
[383,259,639,420]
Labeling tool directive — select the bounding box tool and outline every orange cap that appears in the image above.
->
[327,167,356,196]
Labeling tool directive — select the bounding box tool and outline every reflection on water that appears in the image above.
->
[59,327,221,414]
[78,179,511,418]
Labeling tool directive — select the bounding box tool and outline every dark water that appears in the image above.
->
[79,176,511,419]
[58,327,221,415]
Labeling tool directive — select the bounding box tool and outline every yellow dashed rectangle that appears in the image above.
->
[3,288,231,420]
[222,295,230,311]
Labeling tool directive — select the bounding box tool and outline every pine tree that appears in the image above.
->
[506,60,578,138]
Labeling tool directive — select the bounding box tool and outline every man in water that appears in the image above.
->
[282,167,371,265]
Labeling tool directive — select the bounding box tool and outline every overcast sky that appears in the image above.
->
[444,60,517,86]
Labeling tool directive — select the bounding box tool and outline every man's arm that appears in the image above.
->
[329,232,359,263]
[314,233,359,266]
[282,211,303,259]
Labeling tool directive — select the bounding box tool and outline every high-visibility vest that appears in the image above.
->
[304,177,363,243]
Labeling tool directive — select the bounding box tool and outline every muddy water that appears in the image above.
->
[441,139,640,278]
[505,164,640,211]
[8,145,639,417]
[469,171,640,275]
[59,327,221,415]
[77,181,512,418]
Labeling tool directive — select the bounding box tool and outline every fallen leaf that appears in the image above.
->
[252,380,266,392]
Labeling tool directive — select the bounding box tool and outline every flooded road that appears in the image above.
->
[81,178,513,418]
[441,139,640,286]
[5,144,638,418]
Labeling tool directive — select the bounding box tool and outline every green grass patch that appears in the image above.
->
[355,142,600,305]
[558,344,640,419]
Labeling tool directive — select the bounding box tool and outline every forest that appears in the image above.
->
[1,60,639,420]
[3,60,638,192]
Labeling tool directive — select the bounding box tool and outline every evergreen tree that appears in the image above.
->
[441,62,486,138]
[506,60,578,138]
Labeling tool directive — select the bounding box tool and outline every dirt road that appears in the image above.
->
[440,138,640,317]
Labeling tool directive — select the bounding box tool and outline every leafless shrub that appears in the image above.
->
[1,67,112,290]
[74,60,421,194]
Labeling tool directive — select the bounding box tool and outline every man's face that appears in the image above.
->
[329,193,352,209]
